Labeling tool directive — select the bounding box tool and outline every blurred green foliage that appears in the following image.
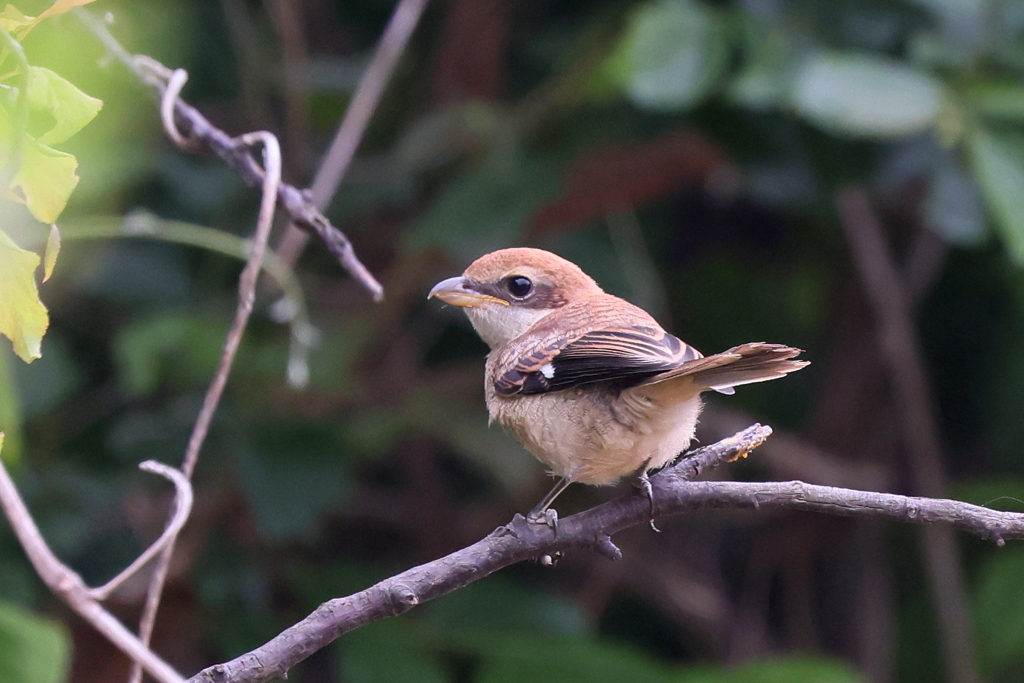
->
[0,597,70,683]
[3,0,1024,682]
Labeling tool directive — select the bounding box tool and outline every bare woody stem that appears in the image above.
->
[73,8,384,301]
[276,0,433,268]
[0,443,186,683]
[127,132,282,683]
[184,424,1024,683]
[837,186,978,683]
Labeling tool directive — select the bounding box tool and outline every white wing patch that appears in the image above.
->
[540,363,555,379]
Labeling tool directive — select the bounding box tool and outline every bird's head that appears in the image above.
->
[428,247,603,349]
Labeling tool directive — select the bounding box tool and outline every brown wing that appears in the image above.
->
[492,298,702,396]
[645,342,809,392]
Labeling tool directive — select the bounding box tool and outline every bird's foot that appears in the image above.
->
[635,471,661,532]
[526,507,559,531]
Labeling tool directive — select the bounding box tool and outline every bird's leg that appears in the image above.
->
[634,470,660,532]
[527,477,571,529]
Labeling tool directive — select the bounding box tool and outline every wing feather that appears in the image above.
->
[493,315,701,396]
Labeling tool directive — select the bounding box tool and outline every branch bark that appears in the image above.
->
[184,424,1024,683]
[274,0,432,268]
[127,130,281,683]
[0,445,186,683]
[73,8,384,301]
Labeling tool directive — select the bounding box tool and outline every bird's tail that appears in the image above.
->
[650,342,808,395]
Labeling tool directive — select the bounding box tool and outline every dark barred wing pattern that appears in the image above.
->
[494,325,702,396]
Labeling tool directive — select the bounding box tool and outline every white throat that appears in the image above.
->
[463,304,552,350]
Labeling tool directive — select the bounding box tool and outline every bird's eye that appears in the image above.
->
[506,276,533,299]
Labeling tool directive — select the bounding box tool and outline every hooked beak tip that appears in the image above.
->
[428,276,466,301]
[428,276,508,307]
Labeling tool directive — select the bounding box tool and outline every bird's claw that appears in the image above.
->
[636,471,660,531]
[527,507,559,531]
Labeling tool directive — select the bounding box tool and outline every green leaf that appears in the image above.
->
[0,229,47,363]
[970,83,1024,123]
[37,0,97,21]
[791,53,944,138]
[42,224,59,281]
[0,0,97,41]
[0,599,70,683]
[603,0,728,111]
[339,619,447,683]
[25,66,102,145]
[0,6,36,34]
[11,141,79,224]
[966,126,1024,263]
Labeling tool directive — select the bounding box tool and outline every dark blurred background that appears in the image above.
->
[4,0,1024,682]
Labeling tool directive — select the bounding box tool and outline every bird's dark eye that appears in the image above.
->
[506,276,533,299]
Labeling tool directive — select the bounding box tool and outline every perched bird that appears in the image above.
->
[429,248,807,524]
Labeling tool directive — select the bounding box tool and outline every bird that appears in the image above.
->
[428,247,808,525]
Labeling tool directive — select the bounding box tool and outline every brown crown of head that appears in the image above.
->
[463,248,604,305]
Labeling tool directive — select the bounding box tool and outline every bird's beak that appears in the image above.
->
[428,276,509,307]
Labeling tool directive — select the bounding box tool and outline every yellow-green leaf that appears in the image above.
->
[0,598,71,683]
[11,141,78,223]
[43,223,59,281]
[0,6,35,34]
[0,229,47,363]
[37,0,96,20]
[26,66,103,145]
[0,0,96,42]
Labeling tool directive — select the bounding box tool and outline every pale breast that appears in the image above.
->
[485,354,704,485]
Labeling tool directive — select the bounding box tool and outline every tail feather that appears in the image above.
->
[648,342,808,392]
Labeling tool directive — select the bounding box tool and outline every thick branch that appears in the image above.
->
[185,424,1024,683]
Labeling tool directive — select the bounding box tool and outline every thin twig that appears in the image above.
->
[127,132,282,683]
[275,0,432,268]
[0,436,185,683]
[73,8,383,301]
[837,187,979,683]
[184,423,1024,683]
[158,66,191,147]
[89,461,194,601]
[266,0,310,171]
